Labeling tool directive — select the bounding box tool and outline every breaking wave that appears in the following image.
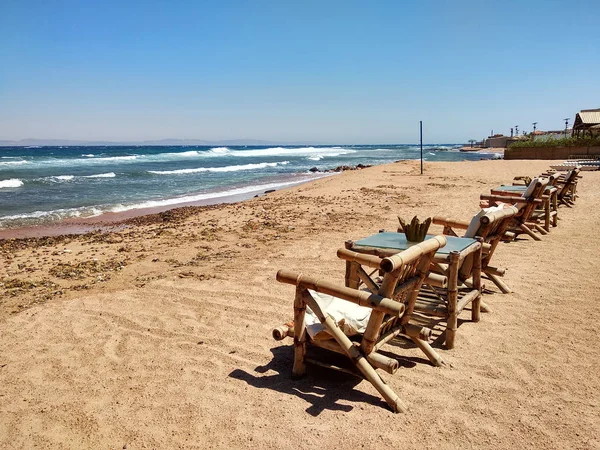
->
[0,178,24,188]
[148,162,287,175]
[206,146,357,158]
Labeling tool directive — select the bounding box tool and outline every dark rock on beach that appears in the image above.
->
[310,164,373,174]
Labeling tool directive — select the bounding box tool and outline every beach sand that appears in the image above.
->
[1,159,599,449]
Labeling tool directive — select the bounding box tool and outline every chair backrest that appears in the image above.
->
[557,168,580,199]
[339,235,447,352]
[515,177,549,222]
[471,205,518,272]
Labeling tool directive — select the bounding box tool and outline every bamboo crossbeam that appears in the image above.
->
[276,270,404,317]
[414,300,447,317]
[480,194,544,205]
[272,321,294,341]
[366,351,400,374]
[381,235,447,273]
[432,216,469,229]
[336,248,383,270]
[480,205,519,225]
[356,266,379,293]
[485,266,505,277]
[425,272,448,288]
[456,289,480,314]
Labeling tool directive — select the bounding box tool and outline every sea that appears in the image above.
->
[0,145,500,229]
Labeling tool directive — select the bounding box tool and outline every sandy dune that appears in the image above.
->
[1,160,599,449]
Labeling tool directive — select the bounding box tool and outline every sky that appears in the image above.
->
[1,0,599,144]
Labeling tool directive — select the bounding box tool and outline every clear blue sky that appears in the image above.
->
[1,0,598,144]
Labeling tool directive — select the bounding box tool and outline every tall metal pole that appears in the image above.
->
[420,120,423,175]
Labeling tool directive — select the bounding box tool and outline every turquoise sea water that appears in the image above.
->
[0,144,500,228]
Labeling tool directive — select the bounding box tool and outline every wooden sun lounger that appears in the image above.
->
[273,236,447,413]
[480,177,549,241]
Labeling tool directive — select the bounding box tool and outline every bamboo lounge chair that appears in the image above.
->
[554,168,580,207]
[542,168,581,206]
[480,177,549,241]
[272,235,447,413]
[492,175,559,232]
[432,205,519,294]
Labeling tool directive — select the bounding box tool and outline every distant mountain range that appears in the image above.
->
[0,138,318,147]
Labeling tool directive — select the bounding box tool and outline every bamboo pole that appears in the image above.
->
[356,266,379,293]
[456,290,479,317]
[445,251,460,349]
[471,243,482,323]
[485,266,506,277]
[432,217,470,229]
[276,270,404,317]
[485,271,512,294]
[292,288,307,378]
[519,223,542,241]
[411,337,445,367]
[534,223,548,235]
[272,321,294,341]
[426,272,447,288]
[337,248,383,270]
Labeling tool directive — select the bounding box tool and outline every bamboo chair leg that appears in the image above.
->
[519,224,542,241]
[345,261,360,289]
[304,295,407,413]
[471,244,482,323]
[292,289,307,378]
[533,224,549,235]
[485,272,512,294]
[445,252,460,350]
[411,337,445,367]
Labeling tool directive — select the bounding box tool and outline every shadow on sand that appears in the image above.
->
[229,342,435,415]
[229,345,391,416]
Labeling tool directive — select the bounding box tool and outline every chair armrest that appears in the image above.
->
[337,248,383,270]
[276,270,404,317]
[480,194,543,204]
[432,216,469,229]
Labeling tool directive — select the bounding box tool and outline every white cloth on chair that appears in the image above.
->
[464,204,506,238]
[304,289,372,340]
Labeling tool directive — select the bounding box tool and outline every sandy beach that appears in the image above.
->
[1,159,599,449]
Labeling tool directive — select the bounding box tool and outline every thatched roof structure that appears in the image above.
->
[573,109,600,136]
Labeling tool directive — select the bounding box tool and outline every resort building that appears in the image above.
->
[572,108,600,137]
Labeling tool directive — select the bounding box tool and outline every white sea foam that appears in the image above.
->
[97,155,137,161]
[82,154,95,157]
[0,178,24,188]
[0,160,28,166]
[55,175,75,181]
[109,178,316,213]
[207,146,356,158]
[208,147,230,154]
[0,206,104,223]
[84,172,116,178]
[148,161,287,175]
